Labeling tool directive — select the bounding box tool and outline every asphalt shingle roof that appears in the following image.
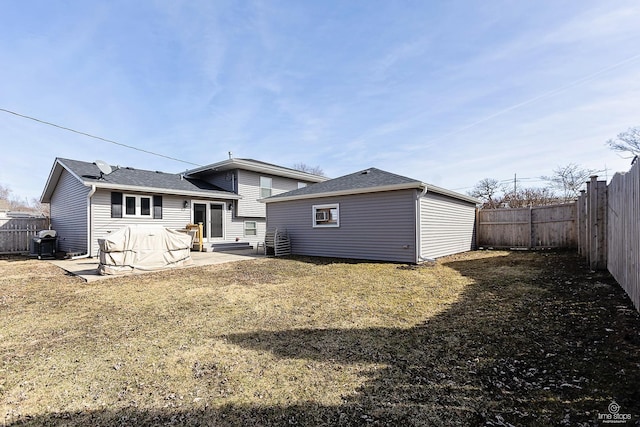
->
[59,158,234,196]
[267,167,421,199]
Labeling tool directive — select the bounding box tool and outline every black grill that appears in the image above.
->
[30,234,57,260]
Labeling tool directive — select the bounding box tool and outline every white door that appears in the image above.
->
[192,202,225,241]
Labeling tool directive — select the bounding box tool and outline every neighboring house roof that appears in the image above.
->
[263,167,479,204]
[41,158,241,203]
[185,158,328,183]
[4,211,45,218]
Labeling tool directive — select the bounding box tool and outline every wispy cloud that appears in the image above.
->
[1,1,639,200]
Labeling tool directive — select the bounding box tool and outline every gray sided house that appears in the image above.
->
[264,168,479,263]
[41,158,325,256]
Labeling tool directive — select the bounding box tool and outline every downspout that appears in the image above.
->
[231,171,236,217]
[71,184,96,259]
[416,184,435,263]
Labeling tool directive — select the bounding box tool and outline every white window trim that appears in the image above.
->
[244,221,258,236]
[260,176,273,198]
[123,194,153,218]
[191,200,227,241]
[312,203,340,228]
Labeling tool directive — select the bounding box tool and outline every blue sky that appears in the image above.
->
[1,1,639,202]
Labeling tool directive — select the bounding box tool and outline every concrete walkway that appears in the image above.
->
[48,249,263,282]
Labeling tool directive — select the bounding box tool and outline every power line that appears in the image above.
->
[0,108,203,167]
[452,176,549,191]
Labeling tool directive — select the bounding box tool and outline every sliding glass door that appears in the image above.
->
[210,204,223,238]
[192,202,225,241]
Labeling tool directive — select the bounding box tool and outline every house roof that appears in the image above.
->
[184,158,328,183]
[263,167,479,204]
[41,158,241,203]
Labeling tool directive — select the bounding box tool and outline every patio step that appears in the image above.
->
[205,242,253,252]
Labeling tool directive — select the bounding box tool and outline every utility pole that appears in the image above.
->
[514,173,517,195]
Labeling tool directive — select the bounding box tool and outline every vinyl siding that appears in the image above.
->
[224,216,266,247]
[237,170,311,218]
[199,171,235,192]
[91,190,266,254]
[420,192,476,259]
[190,202,266,246]
[91,189,192,255]
[50,169,90,254]
[266,189,417,263]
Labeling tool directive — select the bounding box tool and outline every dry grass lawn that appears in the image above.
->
[1,250,639,426]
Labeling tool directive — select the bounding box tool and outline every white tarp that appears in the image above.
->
[98,225,193,275]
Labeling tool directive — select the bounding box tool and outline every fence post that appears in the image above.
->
[586,180,593,266]
[528,206,533,249]
[474,208,480,250]
[596,179,608,269]
[577,190,586,257]
[587,176,608,270]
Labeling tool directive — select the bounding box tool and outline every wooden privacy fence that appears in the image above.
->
[477,203,577,249]
[576,177,608,270]
[0,218,50,254]
[581,162,640,312]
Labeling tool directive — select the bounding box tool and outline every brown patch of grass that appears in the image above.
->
[1,251,639,426]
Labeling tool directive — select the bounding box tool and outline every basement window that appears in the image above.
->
[313,204,339,228]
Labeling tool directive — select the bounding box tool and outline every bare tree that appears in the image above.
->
[30,198,50,216]
[541,163,596,202]
[293,163,326,177]
[502,187,558,208]
[469,178,505,209]
[0,183,46,214]
[606,126,640,158]
[0,183,11,200]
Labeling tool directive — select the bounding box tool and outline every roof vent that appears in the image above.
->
[361,169,370,175]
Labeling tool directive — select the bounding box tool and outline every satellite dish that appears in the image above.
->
[95,160,113,178]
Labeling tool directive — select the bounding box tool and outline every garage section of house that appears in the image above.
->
[263,168,479,263]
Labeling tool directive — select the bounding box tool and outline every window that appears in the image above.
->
[123,194,152,217]
[313,204,339,227]
[153,195,163,219]
[125,196,136,216]
[260,176,272,198]
[111,192,123,218]
[111,192,162,219]
[244,221,257,236]
[140,197,151,216]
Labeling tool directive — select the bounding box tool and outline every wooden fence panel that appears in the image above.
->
[531,204,577,248]
[477,208,531,248]
[606,162,640,312]
[0,218,50,254]
[477,204,576,249]
[478,164,639,312]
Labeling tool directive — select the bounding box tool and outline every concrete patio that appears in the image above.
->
[48,249,264,282]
